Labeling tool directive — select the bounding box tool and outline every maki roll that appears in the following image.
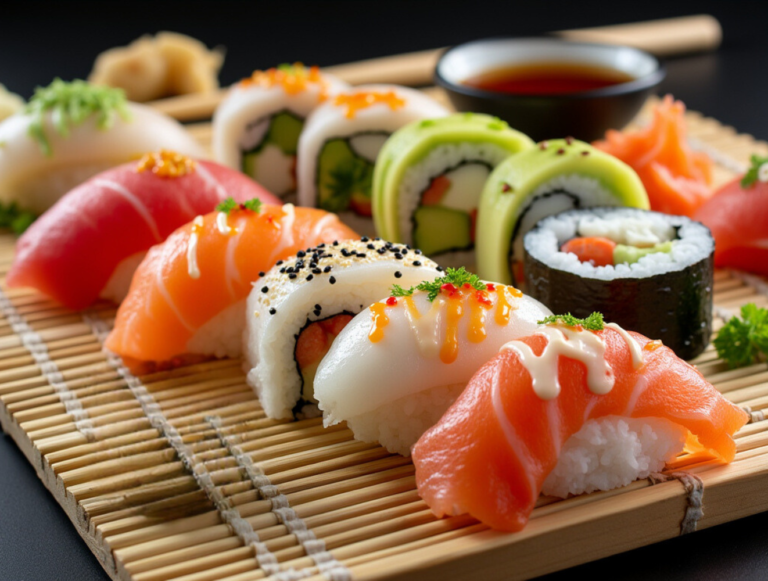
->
[313,268,552,455]
[373,113,534,266]
[523,207,715,359]
[0,79,204,213]
[475,139,649,285]
[297,85,449,234]
[244,238,440,419]
[212,64,348,198]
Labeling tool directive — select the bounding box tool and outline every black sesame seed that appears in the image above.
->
[436,266,444,272]
[361,236,369,242]
[415,249,422,255]
[394,253,403,259]
[374,237,381,241]
[324,265,332,273]
[414,260,422,266]
[314,310,321,317]
[261,286,268,293]
[306,274,314,281]
[280,267,286,273]
[357,253,366,258]
[312,268,321,274]
[289,273,297,279]
[258,271,265,277]
[310,261,317,268]
[318,243,325,248]
[329,276,336,284]
[286,267,294,274]
[367,243,375,250]
[269,308,276,315]
[394,271,402,278]
[314,304,322,310]
[333,240,339,246]
[276,260,284,265]
[402,249,408,255]
[377,247,386,254]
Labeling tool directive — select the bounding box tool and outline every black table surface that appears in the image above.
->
[2,2,768,580]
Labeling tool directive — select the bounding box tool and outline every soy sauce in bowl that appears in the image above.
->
[462,62,635,96]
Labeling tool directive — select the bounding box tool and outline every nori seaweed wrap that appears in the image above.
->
[524,207,714,359]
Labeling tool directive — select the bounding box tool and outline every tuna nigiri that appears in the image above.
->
[594,96,714,216]
[412,315,748,532]
[106,202,357,362]
[7,151,279,310]
[694,155,768,276]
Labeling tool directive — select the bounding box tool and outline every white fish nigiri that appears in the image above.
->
[0,79,204,213]
[314,270,552,455]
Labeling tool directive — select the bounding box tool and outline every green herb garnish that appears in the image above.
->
[741,155,768,188]
[538,312,605,331]
[215,197,262,214]
[323,156,373,213]
[391,267,486,302]
[714,303,768,369]
[0,202,36,234]
[24,78,131,157]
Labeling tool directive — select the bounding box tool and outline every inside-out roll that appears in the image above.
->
[213,64,348,198]
[297,84,450,235]
[475,139,649,286]
[373,113,534,267]
[245,237,440,419]
[314,268,552,455]
[523,207,714,359]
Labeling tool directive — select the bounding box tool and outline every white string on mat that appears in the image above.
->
[649,471,704,534]
[687,136,750,176]
[741,405,766,424]
[82,311,286,573]
[0,287,95,440]
[206,415,352,581]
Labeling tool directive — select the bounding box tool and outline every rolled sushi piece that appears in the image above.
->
[245,238,440,419]
[372,113,534,267]
[475,139,649,286]
[523,207,714,359]
[213,64,348,198]
[7,151,278,310]
[297,85,450,235]
[105,202,357,362]
[0,79,205,214]
[314,267,552,455]
[412,316,748,532]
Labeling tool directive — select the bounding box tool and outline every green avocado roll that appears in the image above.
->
[475,139,650,285]
[372,113,533,266]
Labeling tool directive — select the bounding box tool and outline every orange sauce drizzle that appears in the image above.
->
[403,296,421,320]
[368,302,391,343]
[439,296,464,364]
[644,339,664,351]
[239,63,329,99]
[334,91,406,119]
[467,291,492,343]
[494,285,521,326]
[136,149,196,178]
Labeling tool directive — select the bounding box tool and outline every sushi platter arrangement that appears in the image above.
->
[2,17,768,581]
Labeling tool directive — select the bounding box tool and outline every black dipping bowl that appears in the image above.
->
[435,38,665,142]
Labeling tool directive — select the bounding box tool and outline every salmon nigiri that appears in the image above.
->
[412,315,748,532]
[106,201,357,362]
[7,150,279,309]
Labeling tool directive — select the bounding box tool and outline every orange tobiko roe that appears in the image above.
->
[593,95,714,216]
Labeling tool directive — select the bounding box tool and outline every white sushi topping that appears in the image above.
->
[606,323,644,369]
[501,325,613,400]
[187,215,205,279]
[577,216,674,247]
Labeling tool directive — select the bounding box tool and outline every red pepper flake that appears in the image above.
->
[557,148,565,155]
[501,182,512,193]
[486,283,495,292]
[440,283,458,298]
[475,290,492,306]
[385,296,398,306]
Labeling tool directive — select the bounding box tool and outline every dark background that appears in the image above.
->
[2,1,768,579]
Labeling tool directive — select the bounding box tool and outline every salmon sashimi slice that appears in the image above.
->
[412,325,748,532]
[7,155,279,309]
[105,204,357,362]
[593,96,714,216]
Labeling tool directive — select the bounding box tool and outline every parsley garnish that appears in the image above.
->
[25,79,130,157]
[741,155,768,188]
[390,267,486,302]
[215,197,262,214]
[0,202,36,234]
[322,156,373,213]
[714,303,768,369]
[538,312,605,331]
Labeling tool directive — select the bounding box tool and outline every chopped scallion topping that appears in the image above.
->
[391,267,486,302]
[215,197,262,214]
[538,312,605,331]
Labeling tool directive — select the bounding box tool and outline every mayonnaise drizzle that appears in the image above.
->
[402,295,443,359]
[216,211,233,235]
[501,326,613,400]
[606,322,644,369]
[187,215,205,279]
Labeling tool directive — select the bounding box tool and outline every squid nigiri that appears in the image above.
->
[7,151,279,310]
[105,201,357,362]
[314,268,552,455]
[412,315,748,532]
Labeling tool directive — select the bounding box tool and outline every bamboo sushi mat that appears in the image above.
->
[2,97,768,581]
